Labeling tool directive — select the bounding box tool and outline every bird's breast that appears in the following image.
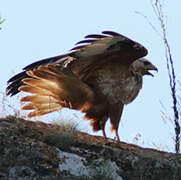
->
[118,75,142,104]
[86,65,143,105]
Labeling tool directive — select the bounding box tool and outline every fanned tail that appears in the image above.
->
[19,64,94,117]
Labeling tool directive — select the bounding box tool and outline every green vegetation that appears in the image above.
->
[0,18,5,30]
[0,18,5,24]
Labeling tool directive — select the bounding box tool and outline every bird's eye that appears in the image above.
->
[143,61,150,66]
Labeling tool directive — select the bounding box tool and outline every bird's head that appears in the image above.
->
[130,58,158,77]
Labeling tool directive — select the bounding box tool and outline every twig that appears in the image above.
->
[151,0,180,153]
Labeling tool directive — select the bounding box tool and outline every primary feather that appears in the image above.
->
[6,31,157,141]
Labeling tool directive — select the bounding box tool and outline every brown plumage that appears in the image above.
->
[6,31,157,141]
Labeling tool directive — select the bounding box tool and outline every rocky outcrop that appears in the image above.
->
[0,116,181,180]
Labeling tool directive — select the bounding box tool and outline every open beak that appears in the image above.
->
[146,65,158,77]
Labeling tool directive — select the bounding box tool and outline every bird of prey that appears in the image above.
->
[6,31,157,141]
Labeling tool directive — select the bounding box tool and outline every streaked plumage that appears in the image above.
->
[6,31,157,141]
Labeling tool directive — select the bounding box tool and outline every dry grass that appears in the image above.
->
[0,91,172,152]
[0,91,25,118]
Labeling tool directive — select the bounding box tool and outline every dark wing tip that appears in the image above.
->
[7,71,26,84]
[143,47,148,56]
[84,34,108,39]
[85,31,122,39]
[133,43,148,57]
[70,45,87,51]
[23,54,69,70]
[6,80,23,96]
[73,31,120,51]
[71,31,148,59]
[102,31,122,36]
[75,39,97,45]
[6,71,29,96]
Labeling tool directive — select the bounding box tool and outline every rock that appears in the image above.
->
[0,115,181,180]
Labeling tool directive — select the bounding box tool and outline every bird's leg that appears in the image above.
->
[102,128,107,139]
[115,130,120,142]
[100,116,107,139]
[109,103,124,143]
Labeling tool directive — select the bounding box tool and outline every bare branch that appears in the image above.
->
[151,0,180,153]
[135,11,162,38]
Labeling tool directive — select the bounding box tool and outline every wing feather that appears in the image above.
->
[70,45,88,51]
[102,31,122,36]
[7,31,148,97]
[84,34,108,39]
[19,64,94,117]
[75,39,97,45]
[71,31,148,66]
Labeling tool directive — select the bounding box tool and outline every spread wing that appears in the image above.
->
[70,31,148,65]
[65,31,148,76]
[19,64,94,117]
[6,54,73,96]
[6,31,148,96]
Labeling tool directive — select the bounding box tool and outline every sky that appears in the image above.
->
[0,0,181,152]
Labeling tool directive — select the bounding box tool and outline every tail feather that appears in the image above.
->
[89,116,107,132]
[19,64,94,117]
[90,119,101,131]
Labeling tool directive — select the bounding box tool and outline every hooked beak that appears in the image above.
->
[146,65,158,77]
